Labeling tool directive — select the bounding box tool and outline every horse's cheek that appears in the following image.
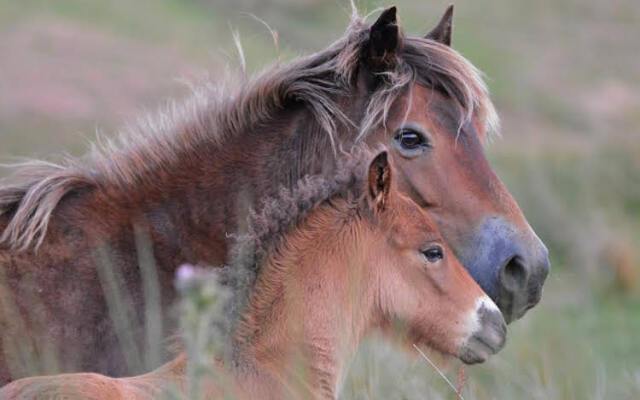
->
[381,268,421,320]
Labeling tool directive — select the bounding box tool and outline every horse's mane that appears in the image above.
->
[0,8,498,252]
[187,148,371,357]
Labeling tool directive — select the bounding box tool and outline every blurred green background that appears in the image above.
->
[0,0,639,398]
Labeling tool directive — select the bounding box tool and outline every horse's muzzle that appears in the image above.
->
[462,217,551,323]
[497,237,550,323]
[459,298,507,364]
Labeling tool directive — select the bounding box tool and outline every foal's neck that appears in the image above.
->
[233,202,377,400]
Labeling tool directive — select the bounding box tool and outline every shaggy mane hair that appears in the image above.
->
[191,148,372,354]
[0,8,498,252]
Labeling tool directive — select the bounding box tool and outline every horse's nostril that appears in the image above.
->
[500,256,528,292]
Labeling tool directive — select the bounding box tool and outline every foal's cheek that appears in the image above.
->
[423,264,451,293]
[380,262,422,317]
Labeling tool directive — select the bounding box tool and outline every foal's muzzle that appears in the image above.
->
[459,298,507,364]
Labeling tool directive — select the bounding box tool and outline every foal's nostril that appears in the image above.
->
[500,256,528,293]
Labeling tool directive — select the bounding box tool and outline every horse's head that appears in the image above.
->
[352,6,549,322]
[364,151,506,364]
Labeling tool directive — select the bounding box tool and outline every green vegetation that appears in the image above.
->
[1,0,638,398]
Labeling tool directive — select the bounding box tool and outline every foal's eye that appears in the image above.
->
[395,129,427,150]
[422,246,444,263]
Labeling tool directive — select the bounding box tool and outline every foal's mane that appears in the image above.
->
[209,149,371,353]
[0,8,498,252]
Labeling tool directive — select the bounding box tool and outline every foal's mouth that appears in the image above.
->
[459,299,507,364]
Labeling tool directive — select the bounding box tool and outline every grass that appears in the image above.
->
[1,0,639,398]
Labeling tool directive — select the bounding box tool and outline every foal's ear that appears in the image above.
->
[425,4,454,46]
[365,6,402,70]
[367,151,392,212]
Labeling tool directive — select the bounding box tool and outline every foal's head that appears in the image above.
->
[237,150,506,374]
[361,151,506,363]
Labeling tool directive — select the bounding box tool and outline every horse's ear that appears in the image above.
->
[425,4,454,46]
[367,151,392,212]
[365,6,401,70]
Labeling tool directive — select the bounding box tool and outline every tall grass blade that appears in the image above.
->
[413,344,464,400]
[94,242,144,374]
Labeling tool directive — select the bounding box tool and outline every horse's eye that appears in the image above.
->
[422,246,444,263]
[396,129,426,150]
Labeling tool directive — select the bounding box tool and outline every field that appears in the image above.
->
[1,0,639,398]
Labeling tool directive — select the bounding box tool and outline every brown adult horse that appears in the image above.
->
[0,6,548,382]
[0,151,507,400]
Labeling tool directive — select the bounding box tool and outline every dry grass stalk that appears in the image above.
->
[413,344,464,400]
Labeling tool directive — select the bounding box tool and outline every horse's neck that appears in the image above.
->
[232,204,377,400]
[132,107,340,266]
